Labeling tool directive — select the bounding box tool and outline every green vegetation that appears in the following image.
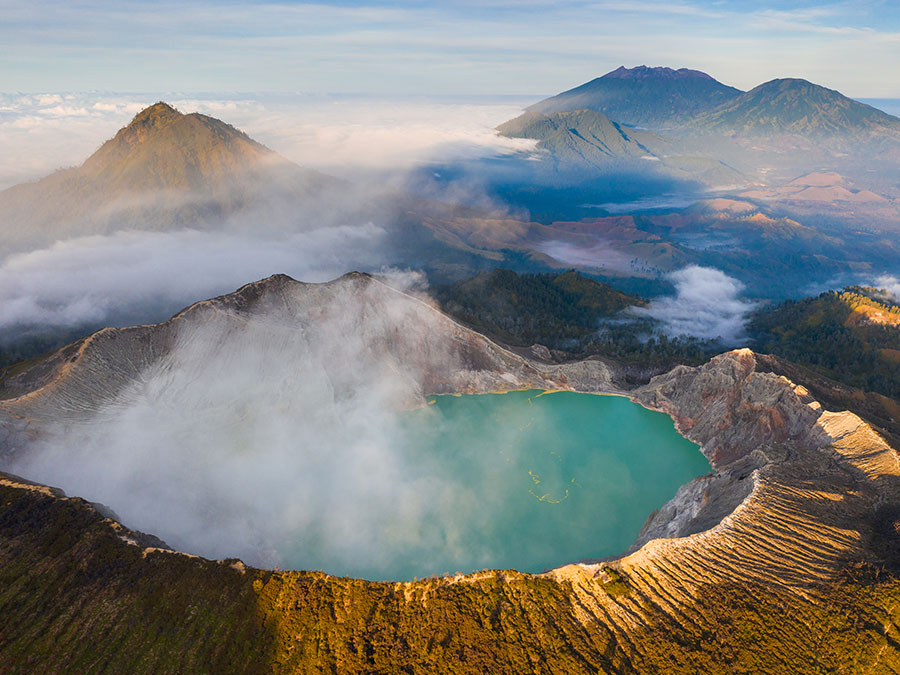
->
[0,328,90,370]
[437,268,640,346]
[750,287,900,400]
[599,568,630,598]
[3,475,900,673]
[0,480,276,673]
[438,268,722,370]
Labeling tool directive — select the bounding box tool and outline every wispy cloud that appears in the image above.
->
[587,1,725,18]
[1,1,899,95]
[749,7,878,36]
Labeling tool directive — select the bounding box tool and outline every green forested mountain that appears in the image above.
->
[750,288,900,399]
[498,72,900,181]
[437,268,641,346]
[695,78,900,138]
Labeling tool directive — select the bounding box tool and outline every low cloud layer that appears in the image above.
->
[0,92,542,340]
[0,92,536,189]
[0,225,388,335]
[633,265,756,343]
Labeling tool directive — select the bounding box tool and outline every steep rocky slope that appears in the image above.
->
[0,273,612,426]
[2,274,900,673]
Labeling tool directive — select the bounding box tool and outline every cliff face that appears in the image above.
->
[2,274,900,673]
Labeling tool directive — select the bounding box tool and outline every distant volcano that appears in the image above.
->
[693,78,900,138]
[0,102,337,249]
[526,65,743,128]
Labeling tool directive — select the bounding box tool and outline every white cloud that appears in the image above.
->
[0,225,387,333]
[632,265,756,343]
[5,280,547,579]
[875,274,900,303]
[587,1,724,18]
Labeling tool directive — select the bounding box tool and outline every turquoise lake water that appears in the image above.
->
[283,390,709,581]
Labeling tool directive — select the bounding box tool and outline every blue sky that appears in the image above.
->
[2,0,900,95]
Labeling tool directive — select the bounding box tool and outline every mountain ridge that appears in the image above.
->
[496,107,744,185]
[497,108,671,165]
[694,77,900,138]
[526,65,743,128]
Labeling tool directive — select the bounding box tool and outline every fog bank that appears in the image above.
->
[633,266,756,343]
[0,225,387,334]
[875,274,900,304]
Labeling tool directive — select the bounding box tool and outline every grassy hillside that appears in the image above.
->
[750,287,900,399]
[3,473,900,674]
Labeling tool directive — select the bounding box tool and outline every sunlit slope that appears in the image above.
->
[751,287,900,400]
[80,102,285,191]
[0,103,338,248]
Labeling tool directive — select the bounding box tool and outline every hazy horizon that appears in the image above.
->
[3,88,900,191]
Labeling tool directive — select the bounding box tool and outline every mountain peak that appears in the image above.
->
[604,65,715,82]
[78,102,281,190]
[526,66,741,127]
[128,101,182,127]
[754,78,824,93]
[697,77,900,137]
